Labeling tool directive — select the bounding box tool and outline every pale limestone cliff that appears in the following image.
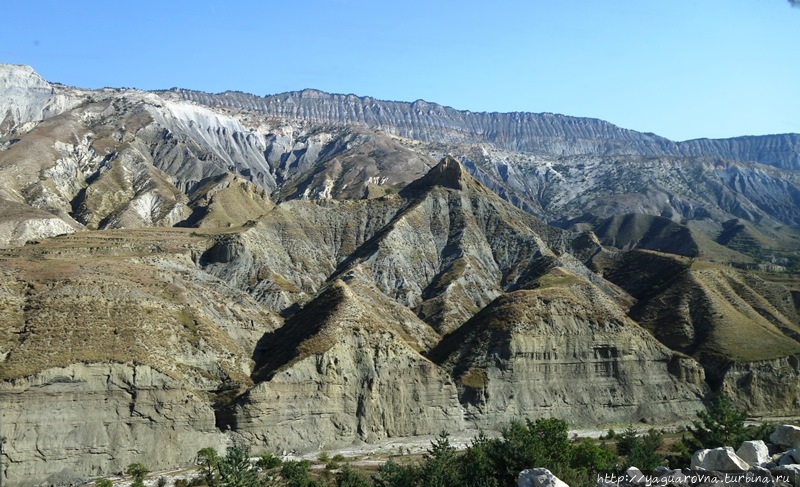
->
[720,355,800,416]
[430,274,705,428]
[0,364,228,487]
[232,278,462,452]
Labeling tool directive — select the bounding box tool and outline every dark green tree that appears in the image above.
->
[281,460,315,487]
[372,459,419,487]
[197,447,221,485]
[458,432,498,487]
[623,429,665,472]
[419,431,462,487]
[335,464,373,487]
[490,418,572,485]
[686,394,748,450]
[218,445,260,487]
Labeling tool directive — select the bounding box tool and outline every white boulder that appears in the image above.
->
[699,447,750,472]
[736,440,771,467]
[690,449,709,469]
[518,468,569,487]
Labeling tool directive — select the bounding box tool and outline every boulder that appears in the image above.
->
[737,440,771,467]
[690,449,709,469]
[779,450,800,466]
[713,467,777,487]
[772,425,800,449]
[698,447,750,472]
[771,464,800,487]
[624,467,646,485]
[656,468,689,487]
[518,468,569,487]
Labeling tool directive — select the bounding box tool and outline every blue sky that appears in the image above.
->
[1,0,798,141]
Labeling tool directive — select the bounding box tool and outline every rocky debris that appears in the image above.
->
[737,440,771,467]
[773,425,800,449]
[518,468,569,487]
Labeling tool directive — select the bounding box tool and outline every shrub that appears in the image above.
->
[458,432,498,487]
[373,459,419,487]
[257,451,282,470]
[126,463,149,487]
[624,429,665,472]
[94,479,113,487]
[336,464,373,487]
[281,460,313,487]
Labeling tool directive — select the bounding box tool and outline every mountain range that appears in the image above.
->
[1,64,799,486]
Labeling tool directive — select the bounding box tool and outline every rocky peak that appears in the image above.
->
[0,63,54,134]
[427,156,469,189]
[404,156,472,192]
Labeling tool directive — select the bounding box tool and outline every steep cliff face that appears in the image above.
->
[232,278,462,451]
[0,64,82,137]
[0,229,282,485]
[719,355,800,416]
[429,273,705,428]
[167,88,800,169]
[0,364,228,487]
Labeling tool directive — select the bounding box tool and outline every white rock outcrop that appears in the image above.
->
[691,448,709,469]
[736,440,771,467]
[518,468,569,487]
[697,447,750,472]
[0,64,79,135]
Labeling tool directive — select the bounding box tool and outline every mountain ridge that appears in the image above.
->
[163,87,800,170]
[2,64,800,486]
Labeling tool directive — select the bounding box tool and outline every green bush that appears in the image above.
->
[458,432,498,487]
[126,462,149,487]
[281,460,314,487]
[373,459,419,487]
[336,464,373,487]
[420,432,461,487]
[257,451,282,470]
[197,447,220,485]
[623,429,665,472]
[373,418,629,487]
[94,479,113,487]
